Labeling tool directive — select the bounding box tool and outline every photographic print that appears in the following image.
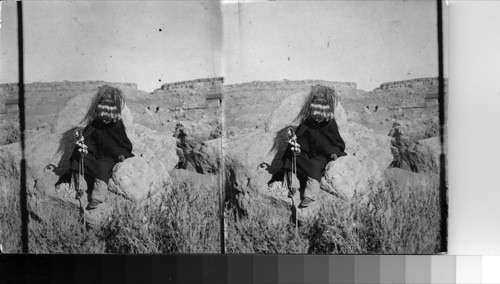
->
[1,0,447,256]
[0,1,223,253]
[222,0,446,254]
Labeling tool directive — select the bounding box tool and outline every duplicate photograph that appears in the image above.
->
[0,1,224,253]
[222,0,446,254]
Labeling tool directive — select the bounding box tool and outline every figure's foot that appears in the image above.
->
[86,199,102,210]
[298,197,314,209]
[287,187,297,198]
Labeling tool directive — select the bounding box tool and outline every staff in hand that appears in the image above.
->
[75,129,88,155]
[287,128,301,155]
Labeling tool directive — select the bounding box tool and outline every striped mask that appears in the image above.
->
[96,98,120,123]
[309,93,334,122]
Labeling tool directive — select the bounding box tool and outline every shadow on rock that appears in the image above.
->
[52,127,80,188]
[267,125,296,185]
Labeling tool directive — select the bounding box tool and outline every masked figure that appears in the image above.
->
[282,84,347,208]
[70,85,134,210]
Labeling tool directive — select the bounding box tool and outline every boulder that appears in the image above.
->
[190,139,221,174]
[389,122,441,174]
[322,122,393,199]
[264,92,347,133]
[108,156,172,203]
[226,93,392,222]
[53,92,133,134]
[390,117,440,141]
[173,120,215,143]
[0,92,178,224]
[406,137,441,174]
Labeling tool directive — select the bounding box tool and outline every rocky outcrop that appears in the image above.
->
[390,118,440,142]
[190,139,221,174]
[389,122,441,174]
[379,77,441,91]
[108,123,177,202]
[224,80,357,92]
[225,93,392,222]
[0,92,178,225]
[265,92,347,133]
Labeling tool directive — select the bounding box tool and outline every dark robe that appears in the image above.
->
[282,118,347,182]
[70,119,134,183]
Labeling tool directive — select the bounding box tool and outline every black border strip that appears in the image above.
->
[437,0,448,253]
[17,1,29,254]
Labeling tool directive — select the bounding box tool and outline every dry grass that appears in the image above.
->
[226,174,442,254]
[225,205,309,254]
[3,172,440,254]
[16,177,220,254]
[102,179,220,253]
[0,187,22,253]
[29,207,105,253]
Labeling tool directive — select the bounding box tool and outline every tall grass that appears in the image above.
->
[227,175,441,254]
[103,179,220,253]
[24,178,219,253]
[29,206,105,253]
[6,173,440,254]
[226,205,309,254]
[0,187,22,253]
[354,178,441,253]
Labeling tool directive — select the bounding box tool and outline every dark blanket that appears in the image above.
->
[282,118,347,182]
[70,119,134,183]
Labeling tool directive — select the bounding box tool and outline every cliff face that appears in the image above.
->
[0,81,137,98]
[1,81,138,111]
[224,80,357,92]
[0,81,143,144]
[224,79,360,131]
[151,77,224,109]
[159,77,223,92]
[378,77,443,91]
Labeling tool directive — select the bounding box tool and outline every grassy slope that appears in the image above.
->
[226,174,441,254]
[16,175,220,254]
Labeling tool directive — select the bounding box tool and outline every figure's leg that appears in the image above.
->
[87,178,107,210]
[303,177,320,201]
[287,171,303,198]
[297,173,308,200]
[299,176,320,208]
[91,178,108,203]
[83,175,94,202]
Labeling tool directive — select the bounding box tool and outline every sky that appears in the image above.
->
[223,0,440,90]
[1,1,440,92]
[0,1,223,92]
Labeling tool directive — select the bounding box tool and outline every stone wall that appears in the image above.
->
[160,77,224,92]
[224,80,357,91]
[152,77,224,109]
[1,81,137,99]
[379,77,446,91]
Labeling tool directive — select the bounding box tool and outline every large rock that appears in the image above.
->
[322,122,393,199]
[53,92,133,134]
[389,122,441,174]
[265,92,347,133]
[226,93,392,222]
[390,117,440,142]
[190,139,221,174]
[0,92,178,224]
